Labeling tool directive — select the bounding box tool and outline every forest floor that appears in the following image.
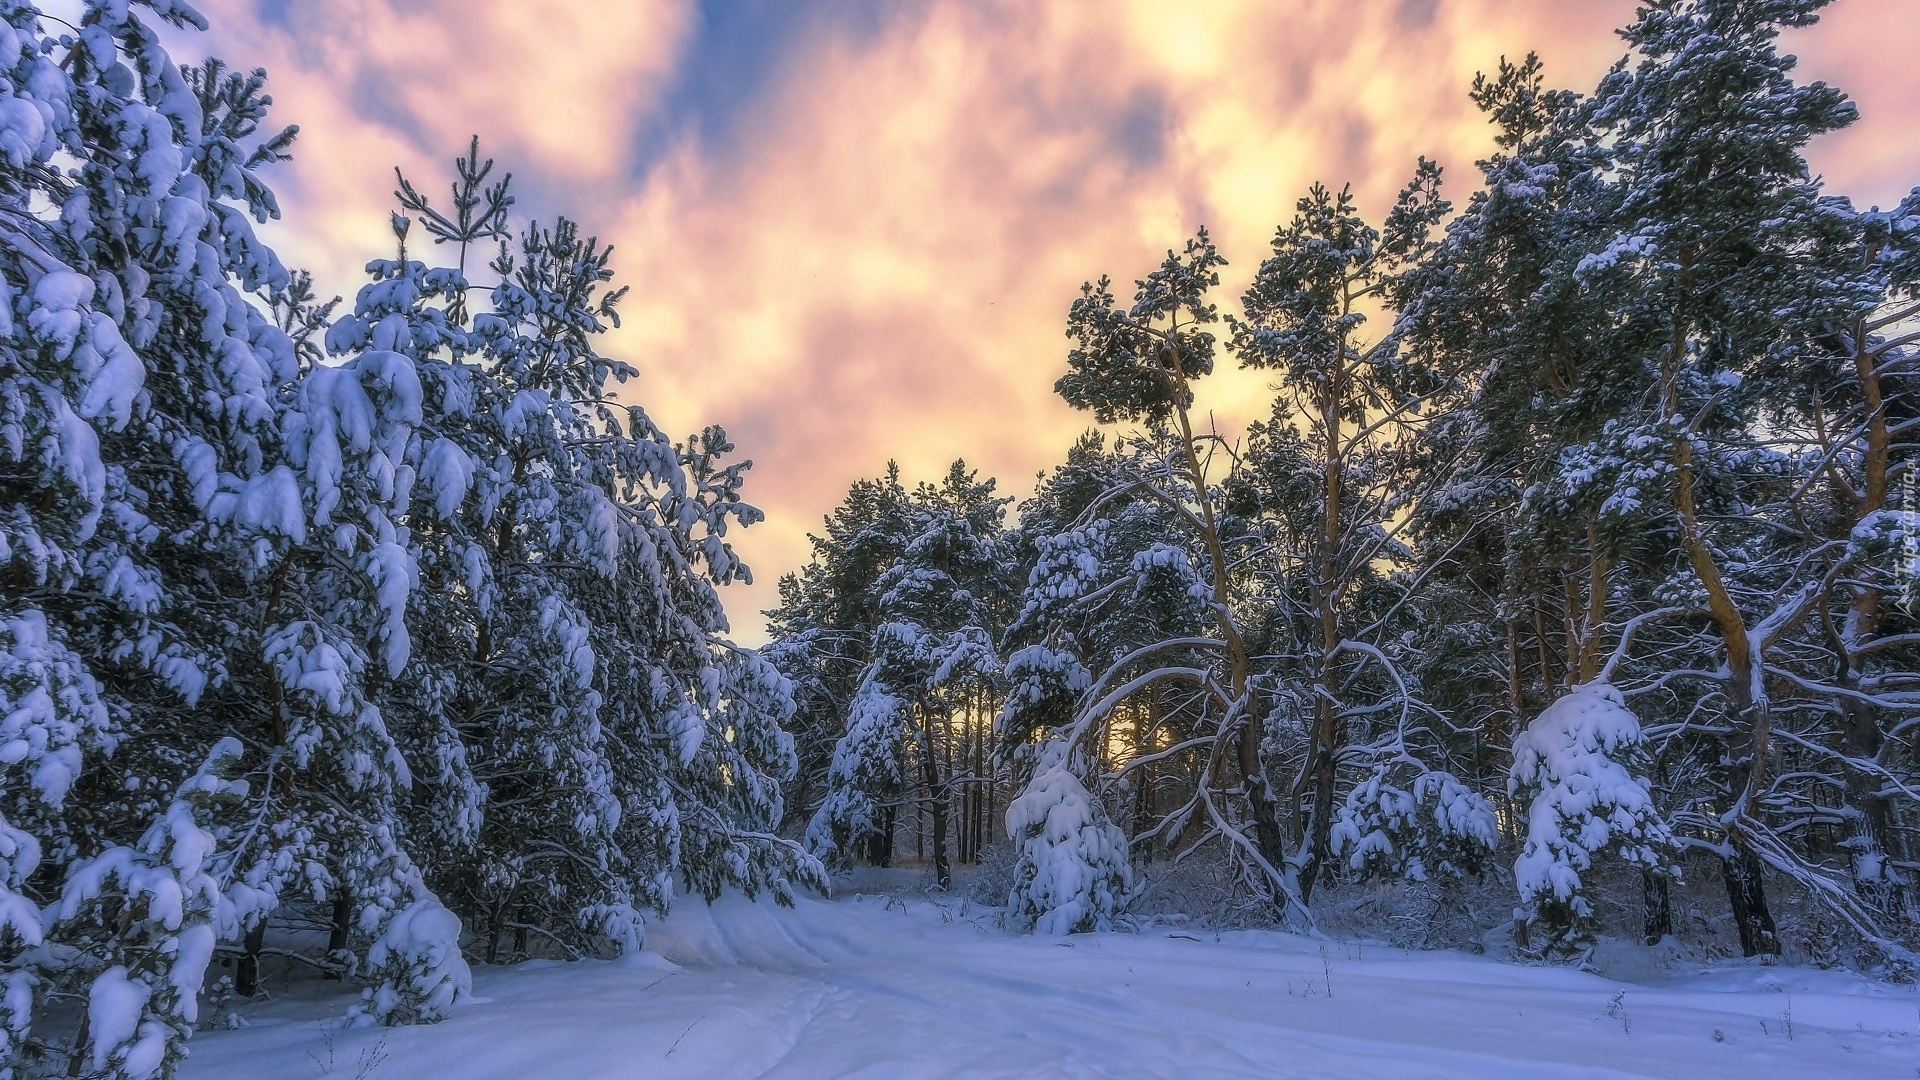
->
[182,884,1920,1079]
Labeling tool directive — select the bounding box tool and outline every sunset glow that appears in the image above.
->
[185,0,1920,640]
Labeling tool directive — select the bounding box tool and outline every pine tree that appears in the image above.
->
[1571,0,1866,956]
[804,462,1006,888]
[767,465,914,861]
[0,0,432,1068]
[1793,189,1920,916]
[1507,682,1671,952]
[1028,231,1304,914]
[325,144,823,970]
[1230,169,1497,901]
[999,430,1213,858]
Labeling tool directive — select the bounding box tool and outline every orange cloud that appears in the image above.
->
[602,0,1633,638]
[174,1,1920,642]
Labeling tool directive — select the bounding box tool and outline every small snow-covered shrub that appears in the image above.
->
[352,899,472,1026]
[1508,682,1670,947]
[1332,764,1498,882]
[965,840,1021,908]
[1005,750,1132,935]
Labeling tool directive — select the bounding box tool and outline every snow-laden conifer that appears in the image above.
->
[51,739,244,1080]
[804,464,1004,887]
[323,147,822,967]
[1004,741,1131,935]
[0,0,432,1067]
[1508,682,1670,950]
[1330,764,1497,883]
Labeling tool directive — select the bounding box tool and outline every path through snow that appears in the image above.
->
[184,893,1920,1078]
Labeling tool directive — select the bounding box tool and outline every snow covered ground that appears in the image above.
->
[183,891,1920,1079]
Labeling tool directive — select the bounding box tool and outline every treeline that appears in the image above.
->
[772,0,1920,964]
[1,3,814,1078]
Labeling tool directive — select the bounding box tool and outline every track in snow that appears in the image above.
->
[183,892,1920,1079]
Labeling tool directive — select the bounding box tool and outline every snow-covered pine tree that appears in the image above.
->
[1393,4,1920,958]
[999,431,1212,836]
[1230,174,1498,901]
[50,739,246,1080]
[0,0,449,1069]
[767,465,914,860]
[995,429,1223,927]
[1393,48,1627,738]
[1568,0,1877,956]
[1788,189,1920,917]
[301,219,485,990]
[324,145,822,969]
[1002,737,1131,935]
[804,462,1006,888]
[1507,681,1671,952]
[1025,232,1308,915]
[1392,45,1718,946]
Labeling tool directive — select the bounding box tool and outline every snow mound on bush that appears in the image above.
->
[1005,755,1132,935]
[353,899,472,1025]
[1509,681,1669,927]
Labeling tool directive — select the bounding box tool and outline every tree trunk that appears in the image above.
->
[66,1006,90,1077]
[1239,722,1288,881]
[960,707,974,865]
[1836,329,1903,914]
[921,740,951,889]
[1840,688,1901,914]
[236,916,267,997]
[974,705,988,862]
[1721,846,1780,957]
[1576,522,1609,684]
[1298,339,1347,903]
[1532,602,1554,699]
[1135,687,1160,841]
[870,804,896,867]
[1719,665,1781,957]
[1503,618,1524,745]
[1641,869,1672,945]
[1664,329,1780,957]
[984,765,995,854]
[326,889,352,979]
[1169,387,1291,893]
[1299,701,1339,904]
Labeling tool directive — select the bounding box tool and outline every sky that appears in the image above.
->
[168,0,1920,644]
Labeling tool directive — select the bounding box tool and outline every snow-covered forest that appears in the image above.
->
[3,0,1919,1077]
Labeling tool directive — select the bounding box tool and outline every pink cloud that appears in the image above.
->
[164,1,1920,641]
[182,0,690,292]
[1791,0,1920,207]
[601,1,1639,636]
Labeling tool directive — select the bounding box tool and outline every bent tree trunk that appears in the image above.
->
[1667,338,1780,957]
[1171,385,1291,894]
[1835,327,1904,915]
